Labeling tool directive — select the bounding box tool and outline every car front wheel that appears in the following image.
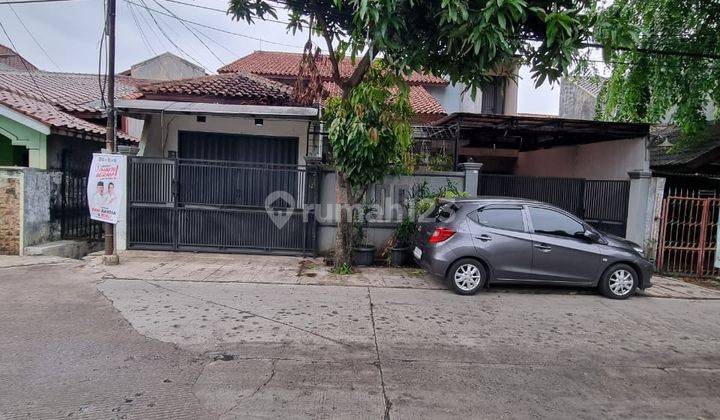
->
[447,259,487,295]
[599,264,638,299]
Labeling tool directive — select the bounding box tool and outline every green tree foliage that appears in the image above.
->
[229,0,596,93]
[323,63,413,194]
[595,0,720,147]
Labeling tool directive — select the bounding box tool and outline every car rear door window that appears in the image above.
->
[472,207,525,231]
[529,207,584,238]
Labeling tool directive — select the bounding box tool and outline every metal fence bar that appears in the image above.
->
[54,152,102,241]
[477,174,629,237]
[657,192,720,277]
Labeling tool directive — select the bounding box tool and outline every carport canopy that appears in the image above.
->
[419,112,650,152]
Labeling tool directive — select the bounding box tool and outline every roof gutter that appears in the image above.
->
[115,99,318,120]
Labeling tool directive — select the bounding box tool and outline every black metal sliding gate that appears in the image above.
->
[126,157,319,255]
[52,150,103,240]
[477,174,630,237]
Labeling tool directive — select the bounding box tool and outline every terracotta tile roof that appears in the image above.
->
[0,90,135,141]
[0,44,38,72]
[139,71,295,105]
[218,50,448,86]
[0,71,142,113]
[321,81,445,115]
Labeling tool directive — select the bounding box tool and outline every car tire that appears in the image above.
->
[599,264,638,299]
[446,258,487,295]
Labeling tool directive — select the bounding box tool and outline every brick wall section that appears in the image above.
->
[0,169,22,255]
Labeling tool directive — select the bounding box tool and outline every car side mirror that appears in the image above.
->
[577,230,600,242]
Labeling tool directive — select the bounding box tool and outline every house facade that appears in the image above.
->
[218,50,519,122]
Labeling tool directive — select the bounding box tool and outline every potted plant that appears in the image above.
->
[352,203,376,266]
[390,216,415,267]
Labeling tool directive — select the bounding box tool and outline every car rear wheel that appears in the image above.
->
[599,264,638,299]
[447,259,486,295]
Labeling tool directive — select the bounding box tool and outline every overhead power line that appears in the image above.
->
[6,3,60,70]
[158,0,296,27]
[123,0,304,49]
[0,16,53,104]
[135,0,211,72]
[0,0,80,4]
[127,2,158,56]
[581,42,720,61]
[150,0,225,66]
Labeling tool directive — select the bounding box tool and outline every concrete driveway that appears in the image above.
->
[2,252,720,419]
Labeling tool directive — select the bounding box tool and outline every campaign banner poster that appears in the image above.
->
[87,153,126,224]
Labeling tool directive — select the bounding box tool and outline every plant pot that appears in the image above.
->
[390,246,409,267]
[352,245,376,266]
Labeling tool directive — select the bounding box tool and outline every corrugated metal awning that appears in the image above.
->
[115,99,318,120]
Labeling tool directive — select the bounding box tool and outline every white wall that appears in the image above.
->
[125,117,144,141]
[130,55,206,81]
[426,62,520,116]
[428,78,519,116]
[515,137,649,180]
[140,114,311,164]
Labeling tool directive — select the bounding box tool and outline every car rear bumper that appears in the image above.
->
[412,245,450,278]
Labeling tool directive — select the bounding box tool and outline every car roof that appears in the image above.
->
[440,196,550,206]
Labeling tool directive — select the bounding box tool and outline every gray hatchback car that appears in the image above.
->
[412,197,654,299]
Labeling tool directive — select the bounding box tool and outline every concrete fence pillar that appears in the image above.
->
[645,176,666,260]
[626,170,653,247]
[459,162,483,196]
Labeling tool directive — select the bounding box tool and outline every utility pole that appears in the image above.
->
[103,0,118,264]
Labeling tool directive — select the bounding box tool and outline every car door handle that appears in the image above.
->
[475,234,492,242]
[534,244,552,252]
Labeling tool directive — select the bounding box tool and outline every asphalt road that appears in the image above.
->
[2,260,720,419]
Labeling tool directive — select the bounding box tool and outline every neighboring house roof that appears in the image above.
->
[0,44,38,72]
[218,50,448,86]
[222,51,448,117]
[649,124,720,169]
[138,71,295,105]
[0,70,142,142]
[0,71,143,113]
[0,89,134,141]
[322,81,445,115]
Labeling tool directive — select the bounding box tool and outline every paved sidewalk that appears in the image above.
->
[0,255,83,269]
[85,250,445,290]
[85,250,720,299]
[641,275,720,299]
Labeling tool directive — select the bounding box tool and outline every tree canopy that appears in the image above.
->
[229,0,596,94]
[594,0,720,148]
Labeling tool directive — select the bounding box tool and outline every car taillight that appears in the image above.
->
[429,227,455,243]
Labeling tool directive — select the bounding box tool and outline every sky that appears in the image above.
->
[0,0,560,115]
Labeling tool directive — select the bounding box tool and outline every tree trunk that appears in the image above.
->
[333,173,354,269]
